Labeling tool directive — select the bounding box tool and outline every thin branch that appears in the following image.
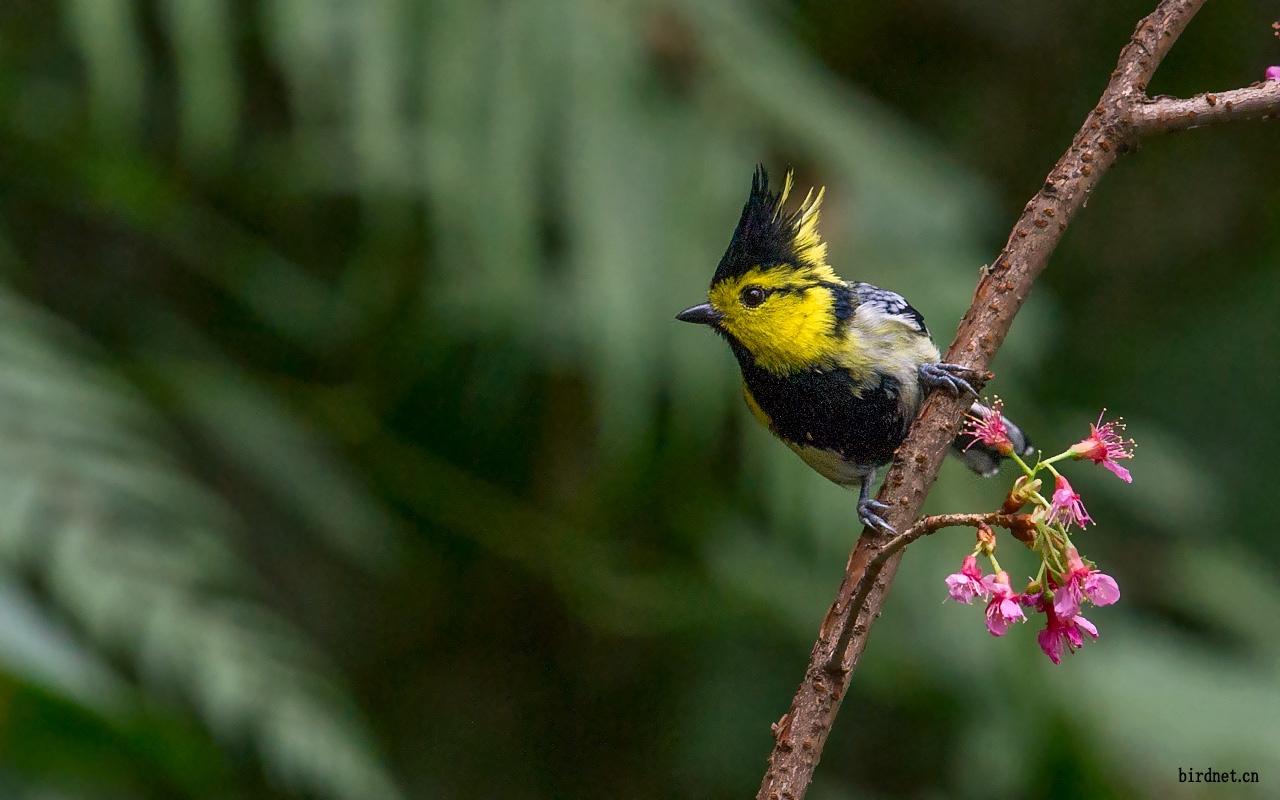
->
[1132,82,1280,135]
[822,513,1014,675]
[754,1,1280,798]
[881,512,1013,561]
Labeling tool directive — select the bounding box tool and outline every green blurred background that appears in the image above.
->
[0,0,1277,798]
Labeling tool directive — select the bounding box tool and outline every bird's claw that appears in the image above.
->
[858,498,895,534]
[919,362,978,398]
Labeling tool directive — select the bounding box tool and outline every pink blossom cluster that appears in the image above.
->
[944,408,1133,664]
[945,548,1119,662]
[945,559,1026,635]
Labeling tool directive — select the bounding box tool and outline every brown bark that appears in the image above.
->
[756,2,1280,799]
[1132,82,1280,134]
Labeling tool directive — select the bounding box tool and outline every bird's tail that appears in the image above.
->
[950,400,1035,478]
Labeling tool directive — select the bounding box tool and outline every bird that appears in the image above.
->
[676,166,1033,532]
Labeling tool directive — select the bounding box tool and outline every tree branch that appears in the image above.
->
[1132,82,1280,135]
[755,2,1280,798]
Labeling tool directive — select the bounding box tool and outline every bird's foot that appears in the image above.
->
[858,497,895,534]
[919,362,979,398]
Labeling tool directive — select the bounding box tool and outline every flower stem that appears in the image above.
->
[1009,451,1036,478]
[1039,451,1072,468]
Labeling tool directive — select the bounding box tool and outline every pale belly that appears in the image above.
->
[785,441,873,488]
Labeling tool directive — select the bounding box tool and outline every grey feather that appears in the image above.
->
[848,281,929,334]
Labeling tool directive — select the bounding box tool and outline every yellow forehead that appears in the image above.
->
[709,266,843,374]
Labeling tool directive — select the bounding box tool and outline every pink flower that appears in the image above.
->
[1068,411,1134,482]
[1085,571,1121,605]
[962,398,1013,456]
[1267,66,1280,82]
[1047,474,1092,529]
[945,555,989,604]
[1053,548,1121,617]
[1052,571,1121,616]
[1052,578,1084,619]
[982,571,1026,636]
[1037,609,1099,665]
[1030,586,1101,664]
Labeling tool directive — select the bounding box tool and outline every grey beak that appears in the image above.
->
[676,303,723,326]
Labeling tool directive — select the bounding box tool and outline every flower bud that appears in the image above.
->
[1065,546,1087,575]
[1001,476,1041,514]
[975,522,997,555]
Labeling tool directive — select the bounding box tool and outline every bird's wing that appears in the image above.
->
[848,281,929,335]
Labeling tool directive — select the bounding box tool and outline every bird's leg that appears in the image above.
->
[857,468,894,533]
[919,362,979,398]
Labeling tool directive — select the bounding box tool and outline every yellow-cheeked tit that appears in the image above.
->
[677,166,1033,532]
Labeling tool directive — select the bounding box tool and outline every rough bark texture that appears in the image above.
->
[1132,82,1280,134]
[756,2,1280,799]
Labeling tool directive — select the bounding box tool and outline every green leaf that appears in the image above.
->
[0,290,402,800]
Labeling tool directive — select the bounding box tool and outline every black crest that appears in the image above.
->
[711,165,828,285]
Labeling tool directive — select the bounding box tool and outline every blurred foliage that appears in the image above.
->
[0,0,1276,798]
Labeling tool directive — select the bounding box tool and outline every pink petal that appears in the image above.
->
[986,608,1008,636]
[1053,580,1083,618]
[1048,476,1093,528]
[986,594,1026,636]
[1000,598,1025,623]
[1074,615,1099,639]
[1267,66,1280,82]
[1103,459,1133,482]
[982,574,1015,600]
[1037,628,1063,664]
[1084,572,1120,606]
[1065,625,1084,648]
[946,574,978,604]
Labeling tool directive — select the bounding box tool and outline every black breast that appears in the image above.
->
[733,345,911,467]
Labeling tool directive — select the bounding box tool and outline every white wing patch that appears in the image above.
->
[849,281,928,334]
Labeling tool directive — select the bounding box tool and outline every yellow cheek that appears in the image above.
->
[708,267,844,374]
[727,301,838,374]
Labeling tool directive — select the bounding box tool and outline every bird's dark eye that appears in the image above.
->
[741,286,766,308]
